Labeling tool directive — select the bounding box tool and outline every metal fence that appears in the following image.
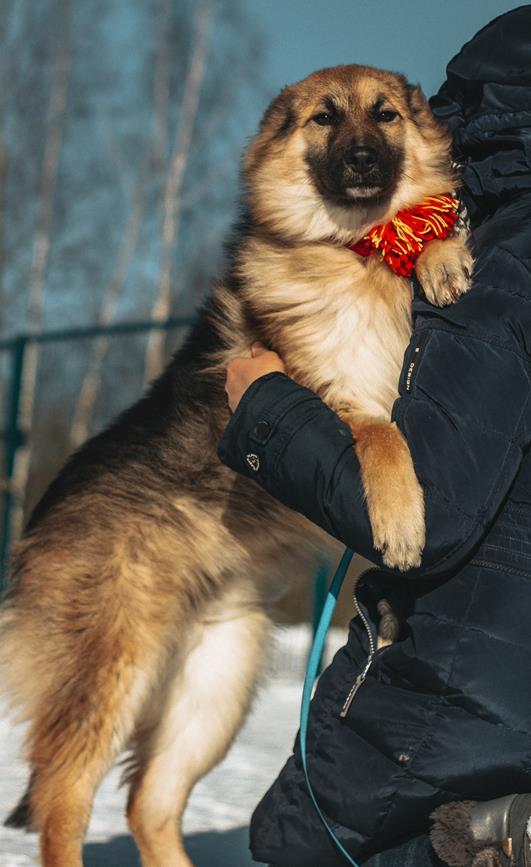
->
[0,317,194,583]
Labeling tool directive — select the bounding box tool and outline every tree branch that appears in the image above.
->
[144,0,212,385]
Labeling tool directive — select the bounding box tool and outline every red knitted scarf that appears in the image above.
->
[347,193,459,277]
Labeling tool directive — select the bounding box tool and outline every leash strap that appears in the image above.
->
[300,546,361,867]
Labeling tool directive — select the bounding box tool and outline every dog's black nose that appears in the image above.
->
[346,147,377,172]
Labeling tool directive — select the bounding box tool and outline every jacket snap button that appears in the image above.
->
[246,453,260,471]
[252,420,270,440]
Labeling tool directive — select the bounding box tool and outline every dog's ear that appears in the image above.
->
[259,86,297,139]
[406,83,434,125]
[244,87,297,176]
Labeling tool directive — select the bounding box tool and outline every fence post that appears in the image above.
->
[1,336,27,586]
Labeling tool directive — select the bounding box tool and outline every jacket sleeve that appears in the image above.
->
[217,246,531,577]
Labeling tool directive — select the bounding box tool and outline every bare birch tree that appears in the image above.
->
[69,0,260,446]
[143,0,212,384]
[0,0,264,534]
[9,0,72,541]
[68,0,174,448]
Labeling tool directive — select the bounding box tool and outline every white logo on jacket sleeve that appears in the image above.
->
[245,453,260,471]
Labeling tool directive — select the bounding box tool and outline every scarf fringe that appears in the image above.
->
[349,193,459,277]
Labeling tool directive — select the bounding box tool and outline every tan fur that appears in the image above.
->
[236,65,472,569]
[244,68,454,244]
[0,64,472,867]
[1,481,326,867]
[339,411,425,570]
[417,235,474,305]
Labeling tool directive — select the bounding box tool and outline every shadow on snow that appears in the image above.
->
[83,825,264,866]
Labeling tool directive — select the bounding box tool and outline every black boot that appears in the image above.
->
[431,794,531,866]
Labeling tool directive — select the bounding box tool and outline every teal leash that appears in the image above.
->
[300,546,361,867]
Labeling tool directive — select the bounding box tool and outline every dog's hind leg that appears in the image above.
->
[126,607,270,867]
[25,657,155,867]
[36,769,103,867]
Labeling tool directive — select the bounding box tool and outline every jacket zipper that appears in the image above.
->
[339,567,378,719]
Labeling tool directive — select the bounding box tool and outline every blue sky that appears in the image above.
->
[242,0,524,139]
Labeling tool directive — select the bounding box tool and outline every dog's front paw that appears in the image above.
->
[416,236,473,307]
[370,481,425,571]
[352,420,425,571]
[362,425,425,571]
[343,415,426,571]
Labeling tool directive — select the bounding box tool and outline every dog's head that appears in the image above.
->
[244,65,453,243]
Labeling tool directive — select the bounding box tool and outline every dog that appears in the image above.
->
[0,64,472,867]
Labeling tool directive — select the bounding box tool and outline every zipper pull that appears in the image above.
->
[339,673,366,719]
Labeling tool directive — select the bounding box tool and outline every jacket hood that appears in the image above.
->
[430,5,531,220]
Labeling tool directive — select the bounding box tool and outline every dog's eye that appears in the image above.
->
[312,112,335,126]
[375,110,398,123]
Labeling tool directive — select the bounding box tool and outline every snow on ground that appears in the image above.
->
[0,625,347,866]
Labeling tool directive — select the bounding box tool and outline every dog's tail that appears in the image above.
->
[4,775,35,830]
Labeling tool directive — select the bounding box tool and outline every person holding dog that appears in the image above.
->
[221,7,531,867]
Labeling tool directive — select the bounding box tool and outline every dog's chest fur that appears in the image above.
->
[239,238,413,419]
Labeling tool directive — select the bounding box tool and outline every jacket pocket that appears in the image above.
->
[471,501,531,577]
[339,675,434,770]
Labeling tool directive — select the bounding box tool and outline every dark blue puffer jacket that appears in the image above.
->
[218,7,531,865]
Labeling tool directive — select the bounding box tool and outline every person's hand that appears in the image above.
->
[224,342,285,413]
